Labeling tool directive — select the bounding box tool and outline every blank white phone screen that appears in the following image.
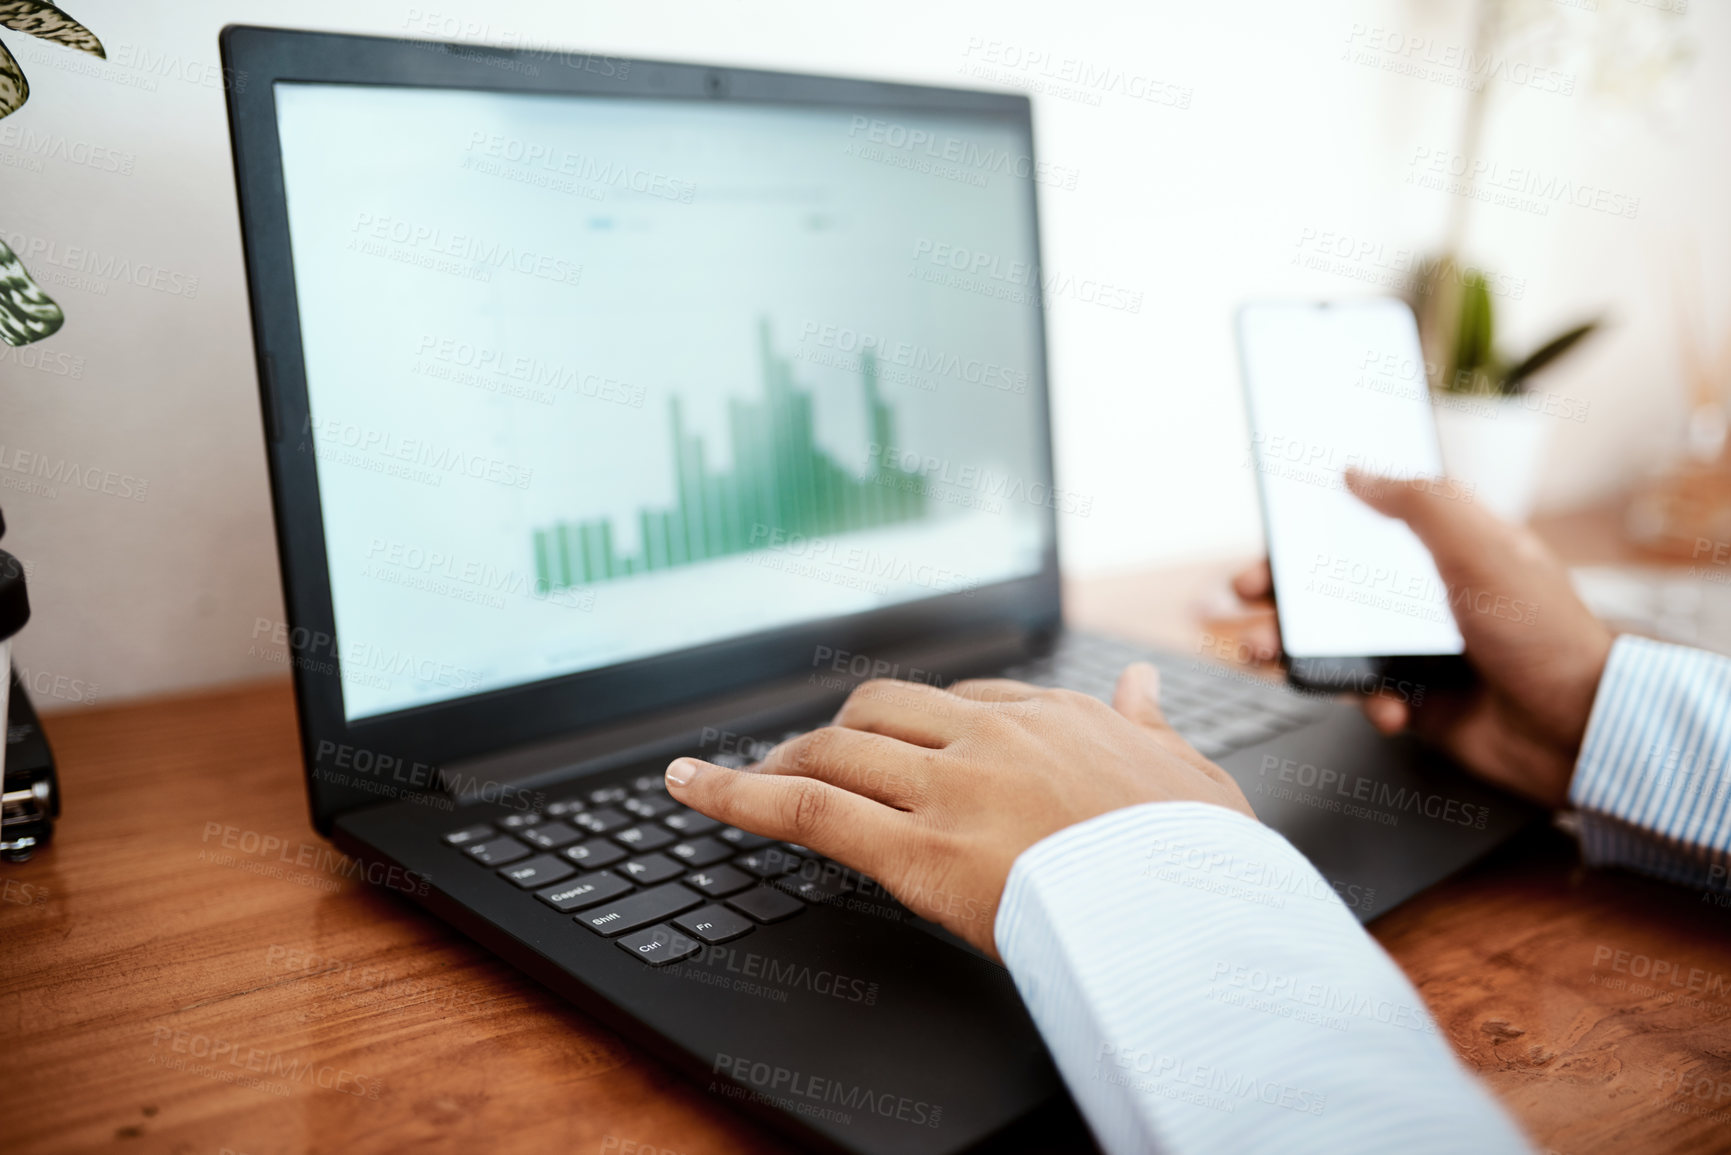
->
[1238,299,1465,659]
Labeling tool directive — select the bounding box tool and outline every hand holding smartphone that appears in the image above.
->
[1236,298,1472,695]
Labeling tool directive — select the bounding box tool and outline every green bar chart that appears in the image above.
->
[533,321,929,591]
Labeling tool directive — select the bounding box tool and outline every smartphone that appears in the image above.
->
[1236,297,1471,696]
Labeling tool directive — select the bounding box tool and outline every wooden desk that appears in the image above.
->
[8,556,1731,1154]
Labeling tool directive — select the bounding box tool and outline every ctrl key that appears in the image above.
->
[617,925,702,967]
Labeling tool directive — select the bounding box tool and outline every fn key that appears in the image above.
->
[673,904,754,944]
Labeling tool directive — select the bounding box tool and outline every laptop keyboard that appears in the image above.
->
[999,632,1328,759]
[444,633,1328,966]
[447,772,843,966]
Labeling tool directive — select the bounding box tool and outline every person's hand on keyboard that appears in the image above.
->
[663,664,1254,959]
[1232,469,1613,808]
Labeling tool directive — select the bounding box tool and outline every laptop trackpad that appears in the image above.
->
[1219,705,1540,921]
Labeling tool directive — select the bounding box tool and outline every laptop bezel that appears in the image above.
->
[220,25,1063,831]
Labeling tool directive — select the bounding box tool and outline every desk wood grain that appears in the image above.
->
[4,681,801,1155]
[7,561,1731,1154]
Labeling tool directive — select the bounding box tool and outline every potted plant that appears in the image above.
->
[1400,0,1695,520]
[1412,257,1598,522]
[0,1,106,347]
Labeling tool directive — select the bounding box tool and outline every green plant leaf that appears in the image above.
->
[1452,270,1496,384]
[1500,320,1601,393]
[0,38,26,118]
[0,2,104,58]
[0,235,65,346]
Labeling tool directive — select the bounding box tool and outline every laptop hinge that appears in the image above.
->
[432,625,1037,804]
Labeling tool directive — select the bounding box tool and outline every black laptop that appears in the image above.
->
[220,26,1535,1154]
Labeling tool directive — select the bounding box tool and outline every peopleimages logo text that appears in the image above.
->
[0,230,199,297]
[712,1053,942,1127]
[1258,756,1490,829]
[199,822,431,896]
[348,212,582,286]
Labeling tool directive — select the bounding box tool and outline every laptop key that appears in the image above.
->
[774,871,850,905]
[588,786,629,806]
[443,823,494,846]
[624,794,680,819]
[614,823,676,852]
[727,886,806,924]
[668,836,732,868]
[663,809,722,836]
[684,864,754,898]
[498,812,543,830]
[563,838,629,869]
[536,870,633,912]
[718,826,773,849]
[574,807,630,835]
[466,836,531,866]
[735,848,803,878]
[618,853,684,886]
[499,854,576,889]
[617,924,703,966]
[673,903,755,944]
[629,774,667,794]
[577,882,703,937]
[520,821,582,850]
[546,796,587,818]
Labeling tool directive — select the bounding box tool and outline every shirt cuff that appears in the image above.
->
[991,801,1529,1155]
[1569,634,1731,890]
[996,801,1305,956]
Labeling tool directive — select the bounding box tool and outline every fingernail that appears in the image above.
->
[666,758,706,788]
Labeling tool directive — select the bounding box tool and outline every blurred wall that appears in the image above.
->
[2,0,1726,708]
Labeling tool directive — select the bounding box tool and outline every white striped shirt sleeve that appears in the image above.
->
[994,801,1530,1155]
[1569,634,1731,891]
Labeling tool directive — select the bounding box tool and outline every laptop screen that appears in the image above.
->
[273,81,1052,721]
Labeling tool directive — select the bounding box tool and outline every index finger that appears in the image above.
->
[1344,471,1500,563]
[1344,470,1539,601]
[665,758,910,872]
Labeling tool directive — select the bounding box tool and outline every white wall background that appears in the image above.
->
[2,0,1726,708]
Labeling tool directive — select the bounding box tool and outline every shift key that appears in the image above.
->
[577,882,703,937]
